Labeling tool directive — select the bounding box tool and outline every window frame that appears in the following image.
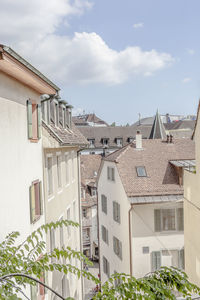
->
[154,207,184,232]
[29,180,43,224]
[113,201,120,224]
[113,236,122,260]
[101,194,107,214]
[102,225,109,245]
[47,155,53,196]
[136,166,147,177]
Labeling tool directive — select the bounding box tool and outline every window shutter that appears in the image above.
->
[119,241,122,260]
[177,208,184,231]
[113,202,116,221]
[117,203,120,223]
[179,248,185,269]
[107,260,110,277]
[50,100,55,123]
[59,105,63,125]
[37,104,42,139]
[27,100,33,139]
[39,181,43,216]
[154,209,161,232]
[151,251,161,272]
[29,185,35,223]
[112,168,115,181]
[107,167,110,180]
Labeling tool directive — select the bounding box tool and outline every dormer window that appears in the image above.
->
[116,138,123,147]
[88,139,95,148]
[102,138,109,146]
[136,166,147,177]
[128,137,134,143]
[50,100,55,124]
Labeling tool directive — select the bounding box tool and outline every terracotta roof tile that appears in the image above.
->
[105,139,195,197]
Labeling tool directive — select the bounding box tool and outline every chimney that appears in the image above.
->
[136,130,142,149]
[166,134,169,143]
[169,134,173,143]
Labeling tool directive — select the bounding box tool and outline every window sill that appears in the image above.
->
[30,138,39,143]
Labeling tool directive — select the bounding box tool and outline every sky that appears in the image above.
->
[1,0,200,125]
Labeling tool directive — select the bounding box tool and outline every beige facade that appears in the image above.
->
[184,107,200,287]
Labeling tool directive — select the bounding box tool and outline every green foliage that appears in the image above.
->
[94,267,200,299]
[110,122,116,127]
[0,220,98,299]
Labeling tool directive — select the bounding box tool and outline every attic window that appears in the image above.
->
[102,138,109,145]
[136,166,147,177]
[116,138,123,147]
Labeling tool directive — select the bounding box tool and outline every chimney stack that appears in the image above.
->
[136,130,142,149]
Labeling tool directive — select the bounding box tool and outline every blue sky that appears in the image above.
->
[1,0,200,124]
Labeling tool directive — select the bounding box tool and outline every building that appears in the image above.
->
[41,99,88,299]
[79,124,152,155]
[184,103,200,287]
[98,129,195,283]
[80,154,102,260]
[0,44,58,297]
[73,113,108,127]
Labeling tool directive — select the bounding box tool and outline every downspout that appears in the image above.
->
[96,186,101,289]
[77,149,84,300]
[128,204,134,276]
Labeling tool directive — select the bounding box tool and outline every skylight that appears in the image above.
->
[136,166,147,177]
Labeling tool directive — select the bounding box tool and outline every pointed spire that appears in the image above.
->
[149,110,167,139]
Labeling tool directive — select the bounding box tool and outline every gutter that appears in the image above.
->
[128,205,134,276]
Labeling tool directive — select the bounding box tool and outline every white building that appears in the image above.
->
[98,129,195,283]
[0,44,58,297]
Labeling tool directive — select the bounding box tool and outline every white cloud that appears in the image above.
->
[0,1,173,86]
[133,23,144,29]
[187,49,195,55]
[182,77,191,83]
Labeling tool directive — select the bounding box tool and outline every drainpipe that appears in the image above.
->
[77,149,84,300]
[128,205,134,276]
[96,186,101,289]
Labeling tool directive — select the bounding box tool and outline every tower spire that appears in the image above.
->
[149,110,166,139]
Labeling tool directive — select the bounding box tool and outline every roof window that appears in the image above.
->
[136,166,147,177]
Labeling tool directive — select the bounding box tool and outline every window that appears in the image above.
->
[107,166,115,181]
[59,104,63,126]
[113,201,120,223]
[151,251,161,272]
[50,228,55,262]
[113,236,122,260]
[27,100,41,141]
[67,208,71,237]
[55,102,59,126]
[88,139,95,148]
[29,181,43,223]
[47,157,53,195]
[57,154,62,188]
[103,256,110,277]
[60,217,64,248]
[82,208,88,218]
[63,107,66,128]
[143,247,149,254]
[91,187,97,197]
[102,225,109,245]
[128,137,134,143]
[50,100,55,123]
[101,195,107,214]
[154,208,183,232]
[65,154,69,185]
[116,138,123,147]
[136,166,147,177]
[102,138,109,145]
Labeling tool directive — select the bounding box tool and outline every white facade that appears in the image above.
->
[98,160,184,283]
[0,71,45,243]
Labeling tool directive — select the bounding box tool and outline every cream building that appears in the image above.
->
[98,130,195,283]
[184,103,200,287]
[41,98,88,299]
[0,44,58,298]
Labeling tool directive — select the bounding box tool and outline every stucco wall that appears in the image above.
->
[0,72,44,244]
[98,161,131,284]
[43,143,82,299]
[131,202,184,278]
[184,115,200,286]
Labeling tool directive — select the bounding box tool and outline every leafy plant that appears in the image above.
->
[0,220,98,299]
[94,267,200,299]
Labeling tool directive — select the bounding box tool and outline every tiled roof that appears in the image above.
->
[72,113,108,126]
[42,121,89,146]
[105,139,195,197]
[79,125,152,149]
[165,120,196,130]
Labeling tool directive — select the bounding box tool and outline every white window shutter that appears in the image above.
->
[27,100,33,139]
